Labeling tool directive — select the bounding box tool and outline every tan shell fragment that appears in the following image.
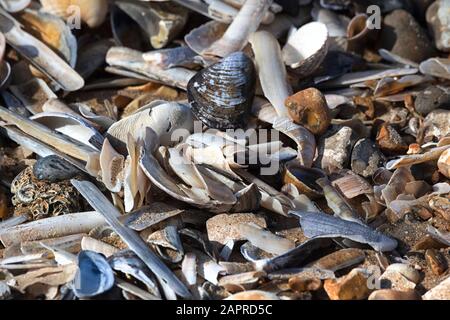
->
[100,138,124,193]
[437,148,450,178]
[206,213,266,245]
[40,0,108,28]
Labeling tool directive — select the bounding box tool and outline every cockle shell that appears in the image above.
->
[40,0,108,28]
[187,52,256,130]
[282,22,329,77]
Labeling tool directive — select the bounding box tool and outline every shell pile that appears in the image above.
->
[0,0,448,302]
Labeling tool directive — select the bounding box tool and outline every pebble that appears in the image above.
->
[426,0,450,52]
[438,148,450,179]
[288,276,322,292]
[378,9,436,63]
[376,124,408,156]
[368,289,421,300]
[324,268,373,300]
[423,276,450,300]
[351,138,385,178]
[320,126,354,174]
[414,85,450,116]
[379,266,419,291]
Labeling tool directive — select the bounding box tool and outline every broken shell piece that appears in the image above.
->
[123,203,184,232]
[419,58,450,80]
[423,276,450,300]
[33,155,83,183]
[187,52,256,130]
[40,0,108,28]
[386,145,450,170]
[308,248,365,272]
[288,276,322,292]
[282,22,328,77]
[73,250,114,298]
[184,20,227,56]
[319,126,355,174]
[425,249,448,276]
[116,1,188,49]
[437,148,450,178]
[290,211,398,252]
[324,268,373,300]
[415,85,450,116]
[369,289,421,300]
[100,138,124,193]
[426,0,450,52]
[282,162,325,199]
[238,223,295,255]
[285,88,331,135]
[206,213,266,245]
[346,14,378,54]
[204,0,271,57]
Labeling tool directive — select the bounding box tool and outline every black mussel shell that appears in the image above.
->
[187,52,256,130]
[33,155,83,182]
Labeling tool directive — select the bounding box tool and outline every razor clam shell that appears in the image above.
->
[238,223,295,256]
[256,238,333,273]
[0,8,84,91]
[71,179,192,298]
[20,234,84,255]
[30,112,104,150]
[73,250,115,298]
[109,250,161,298]
[307,248,366,272]
[81,236,119,258]
[0,211,106,247]
[106,47,196,90]
[267,268,335,281]
[116,278,161,300]
[290,211,398,252]
[378,49,419,68]
[0,0,30,12]
[204,0,271,57]
[181,252,197,286]
[123,203,184,232]
[9,78,57,115]
[386,145,450,170]
[143,46,211,69]
[19,9,77,68]
[184,20,228,56]
[179,228,218,262]
[249,31,292,117]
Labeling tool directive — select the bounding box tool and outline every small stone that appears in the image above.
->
[206,213,266,245]
[376,124,408,156]
[378,9,436,63]
[423,109,450,142]
[368,289,421,300]
[411,206,433,221]
[385,263,421,284]
[423,276,450,300]
[415,86,450,116]
[320,126,354,174]
[425,249,448,276]
[426,0,450,52]
[289,276,322,292]
[351,139,385,178]
[379,269,417,291]
[429,196,450,221]
[324,268,373,300]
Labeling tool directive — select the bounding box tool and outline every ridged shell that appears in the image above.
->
[187,52,256,129]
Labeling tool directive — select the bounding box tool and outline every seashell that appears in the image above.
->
[385,263,421,284]
[376,123,408,156]
[386,145,450,170]
[414,85,450,116]
[425,248,448,276]
[285,88,331,135]
[282,161,326,199]
[115,1,188,50]
[426,0,450,52]
[238,223,295,255]
[30,112,104,150]
[378,49,419,68]
[0,10,84,91]
[282,22,328,77]
[290,211,398,252]
[33,155,83,183]
[18,9,77,68]
[0,0,30,12]
[318,126,355,174]
[76,38,114,80]
[203,0,272,58]
[107,101,194,154]
[346,14,378,54]
[185,20,228,56]
[40,0,108,28]
[250,31,292,117]
[187,52,256,130]
[73,250,115,298]
[377,9,436,63]
[419,58,450,80]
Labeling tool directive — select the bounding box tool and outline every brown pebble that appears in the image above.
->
[369,289,421,300]
[324,268,372,300]
[285,88,331,135]
[429,196,450,221]
[376,123,408,156]
[411,206,433,221]
[425,249,448,276]
[288,276,322,292]
[0,192,8,219]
